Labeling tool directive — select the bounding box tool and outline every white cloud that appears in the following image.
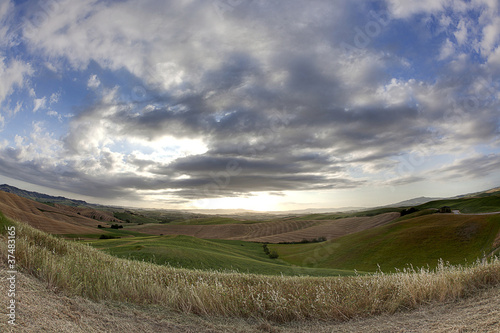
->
[0,58,33,106]
[4,101,22,117]
[439,38,456,60]
[487,46,500,68]
[33,97,47,112]
[480,17,500,55]
[87,74,101,89]
[0,1,14,48]
[454,19,469,45]
[385,0,447,18]
[47,110,63,122]
[49,92,61,104]
[9,121,63,163]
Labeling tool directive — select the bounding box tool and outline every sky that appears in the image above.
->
[0,0,499,211]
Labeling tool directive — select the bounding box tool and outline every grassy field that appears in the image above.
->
[416,194,500,213]
[61,227,152,239]
[288,207,401,221]
[271,214,500,272]
[167,216,264,225]
[2,212,500,323]
[86,234,353,276]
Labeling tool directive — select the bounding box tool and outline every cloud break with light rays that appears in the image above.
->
[0,0,499,210]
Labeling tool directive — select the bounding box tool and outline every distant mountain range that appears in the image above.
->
[0,184,93,207]
[382,196,442,208]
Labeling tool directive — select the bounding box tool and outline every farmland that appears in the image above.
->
[1,187,500,332]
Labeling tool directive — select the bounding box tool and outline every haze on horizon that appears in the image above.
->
[0,0,499,211]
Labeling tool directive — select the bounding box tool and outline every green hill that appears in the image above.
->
[415,194,500,213]
[86,235,354,277]
[270,214,500,272]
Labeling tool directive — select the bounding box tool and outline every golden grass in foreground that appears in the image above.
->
[2,216,500,323]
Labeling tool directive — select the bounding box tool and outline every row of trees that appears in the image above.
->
[262,244,279,259]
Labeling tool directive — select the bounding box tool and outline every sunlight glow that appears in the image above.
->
[193,192,282,211]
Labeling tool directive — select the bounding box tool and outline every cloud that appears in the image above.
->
[433,154,500,180]
[385,0,447,18]
[439,38,455,60]
[87,74,101,89]
[49,92,60,104]
[33,97,47,112]
[0,0,498,206]
[454,18,469,45]
[0,58,32,106]
[0,1,16,48]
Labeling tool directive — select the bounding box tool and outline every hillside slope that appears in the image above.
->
[0,184,89,206]
[416,193,500,213]
[0,191,115,234]
[89,235,351,276]
[272,213,500,272]
[250,212,399,243]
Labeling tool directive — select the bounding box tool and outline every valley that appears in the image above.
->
[1,185,500,331]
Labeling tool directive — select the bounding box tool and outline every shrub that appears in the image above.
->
[401,207,419,216]
[99,234,119,239]
[269,250,279,259]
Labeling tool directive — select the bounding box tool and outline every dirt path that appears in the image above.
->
[2,264,499,333]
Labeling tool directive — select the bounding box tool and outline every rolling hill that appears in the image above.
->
[87,234,353,276]
[0,184,91,207]
[415,194,500,213]
[271,213,500,272]
[0,190,121,234]
[126,212,400,243]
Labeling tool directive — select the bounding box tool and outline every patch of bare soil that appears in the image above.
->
[2,261,499,333]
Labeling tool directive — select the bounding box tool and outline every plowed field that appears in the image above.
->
[129,212,400,242]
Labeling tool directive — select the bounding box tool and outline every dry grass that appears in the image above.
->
[2,216,500,324]
[2,261,499,332]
